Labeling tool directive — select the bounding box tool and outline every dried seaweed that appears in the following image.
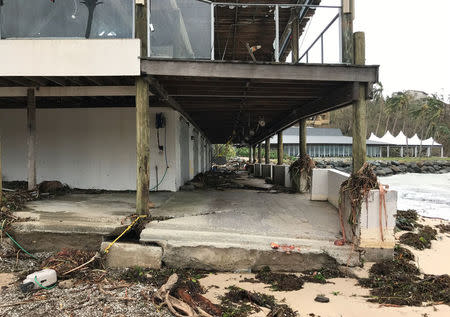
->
[289,155,315,191]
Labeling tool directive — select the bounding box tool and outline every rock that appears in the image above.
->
[390,166,401,173]
[417,161,424,168]
[383,167,393,175]
[398,165,408,173]
[314,295,330,303]
[1,206,8,213]
[379,161,387,167]
[423,161,433,166]
[59,279,75,289]
[375,169,386,176]
[391,161,400,166]
[438,169,447,174]
[433,165,441,171]
[427,166,435,173]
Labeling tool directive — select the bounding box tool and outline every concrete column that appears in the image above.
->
[427,147,431,157]
[341,0,354,64]
[414,146,417,157]
[27,88,36,190]
[257,143,262,163]
[277,132,283,165]
[441,147,444,158]
[351,32,367,173]
[400,146,404,157]
[265,139,270,164]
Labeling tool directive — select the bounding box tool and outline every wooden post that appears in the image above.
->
[0,137,2,202]
[265,138,270,164]
[248,145,252,162]
[136,0,150,215]
[291,9,300,63]
[341,0,354,64]
[277,132,283,165]
[352,32,367,172]
[299,119,307,158]
[257,143,262,163]
[252,144,256,163]
[27,88,36,190]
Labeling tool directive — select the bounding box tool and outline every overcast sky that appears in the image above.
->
[297,0,450,101]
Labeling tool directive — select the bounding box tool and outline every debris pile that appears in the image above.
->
[359,258,450,306]
[395,209,419,231]
[289,155,315,191]
[338,162,379,243]
[188,170,243,190]
[399,225,437,250]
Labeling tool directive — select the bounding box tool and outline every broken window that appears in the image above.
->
[0,0,133,39]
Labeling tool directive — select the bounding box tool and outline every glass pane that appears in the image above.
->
[150,0,211,59]
[0,0,133,39]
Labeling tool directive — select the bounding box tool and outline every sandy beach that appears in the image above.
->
[199,216,450,317]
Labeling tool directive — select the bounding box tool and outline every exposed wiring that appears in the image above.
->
[150,123,169,191]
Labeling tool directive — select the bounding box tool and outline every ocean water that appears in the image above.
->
[379,173,450,220]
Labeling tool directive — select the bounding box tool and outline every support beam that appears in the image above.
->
[341,0,354,63]
[135,0,150,215]
[27,89,36,190]
[277,132,283,165]
[291,9,300,63]
[0,86,148,97]
[299,119,307,158]
[248,145,252,162]
[257,143,262,163]
[352,32,367,172]
[252,144,257,163]
[265,138,270,164]
[136,78,150,215]
[0,137,2,202]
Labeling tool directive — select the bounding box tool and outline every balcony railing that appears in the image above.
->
[0,0,343,64]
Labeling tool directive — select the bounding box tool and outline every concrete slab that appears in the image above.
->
[100,242,162,269]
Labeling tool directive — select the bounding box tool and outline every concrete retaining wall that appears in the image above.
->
[0,107,210,191]
[311,168,397,249]
[272,165,292,188]
[261,164,272,179]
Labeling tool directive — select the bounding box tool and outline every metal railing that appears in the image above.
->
[297,13,340,64]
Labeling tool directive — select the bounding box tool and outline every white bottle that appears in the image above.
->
[20,269,57,293]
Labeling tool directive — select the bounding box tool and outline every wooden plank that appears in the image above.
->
[27,89,36,190]
[299,119,307,158]
[352,31,367,172]
[341,0,354,63]
[141,60,379,83]
[135,0,148,57]
[0,86,150,97]
[277,132,283,165]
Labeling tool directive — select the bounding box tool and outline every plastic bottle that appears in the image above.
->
[20,269,57,293]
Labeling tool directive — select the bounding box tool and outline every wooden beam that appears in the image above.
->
[252,144,257,163]
[299,119,306,158]
[291,9,300,63]
[135,0,149,215]
[0,86,150,97]
[136,78,150,215]
[141,60,379,83]
[265,138,270,164]
[341,0,354,63]
[144,76,210,143]
[251,84,355,144]
[27,89,36,190]
[257,143,262,163]
[277,132,283,165]
[352,32,367,172]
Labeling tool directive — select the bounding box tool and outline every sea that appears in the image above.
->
[379,173,450,220]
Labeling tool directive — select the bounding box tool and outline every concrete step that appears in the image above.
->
[141,227,361,272]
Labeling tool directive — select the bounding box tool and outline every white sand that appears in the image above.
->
[199,216,450,317]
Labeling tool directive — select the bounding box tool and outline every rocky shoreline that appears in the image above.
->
[314,159,450,176]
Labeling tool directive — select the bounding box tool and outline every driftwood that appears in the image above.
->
[153,273,214,317]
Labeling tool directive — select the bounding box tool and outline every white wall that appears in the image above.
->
[0,107,179,191]
[0,39,140,76]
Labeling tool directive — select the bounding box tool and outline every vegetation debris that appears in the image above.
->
[289,154,315,191]
[394,245,415,261]
[436,223,450,234]
[399,225,437,250]
[254,266,304,291]
[359,258,450,306]
[220,286,296,317]
[395,209,419,231]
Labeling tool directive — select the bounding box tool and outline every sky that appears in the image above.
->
[295,0,450,101]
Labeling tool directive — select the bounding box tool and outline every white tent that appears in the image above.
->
[394,131,408,145]
[379,131,397,145]
[368,133,384,143]
[407,134,422,146]
[422,137,442,146]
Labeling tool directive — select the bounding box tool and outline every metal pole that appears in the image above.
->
[211,3,215,61]
[320,35,324,63]
[275,5,280,62]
